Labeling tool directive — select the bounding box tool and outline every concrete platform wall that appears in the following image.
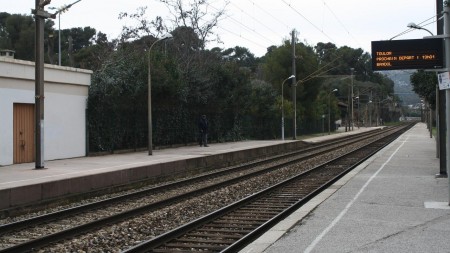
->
[0,141,306,211]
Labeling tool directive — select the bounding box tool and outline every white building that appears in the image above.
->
[0,57,92,166]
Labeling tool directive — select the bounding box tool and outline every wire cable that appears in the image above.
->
[218,26,267,49]
[299,56,342,84]
[280,0,336,43]
[322,1,362,48]
[229,1,281,38]
[389,15,438,40]
[244,0,290,30]
[208,3,277,45]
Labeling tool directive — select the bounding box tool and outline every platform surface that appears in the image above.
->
[0,140,289,191]
[0,126,381,211]
[240,123,450,253]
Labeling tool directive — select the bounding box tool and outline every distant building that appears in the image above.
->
[0,57,92,166]
[0,49,15,59]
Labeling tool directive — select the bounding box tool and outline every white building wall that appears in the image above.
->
[0,58,92,166]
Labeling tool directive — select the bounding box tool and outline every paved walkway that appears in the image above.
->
[0,140,291,191]
[0,127,378,191]
[240,123,450,253]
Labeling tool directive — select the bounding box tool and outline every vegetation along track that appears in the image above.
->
[0,123,414,252]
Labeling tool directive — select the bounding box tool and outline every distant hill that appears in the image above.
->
[382,70,420,106]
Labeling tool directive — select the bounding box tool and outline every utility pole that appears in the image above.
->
[292,30,297,139]
[436,0,447,177]
[350,68,354,130]
[444,4,450,203]
[33,0,53,169]
[429,101,433,138]
[370,91,373,127]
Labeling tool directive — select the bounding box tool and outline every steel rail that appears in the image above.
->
[0,126,384,234]
[0,124,408,252]
[123,123,413,252]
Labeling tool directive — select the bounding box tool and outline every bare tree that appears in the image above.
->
[159,0,229,48]
[119,7,166,41]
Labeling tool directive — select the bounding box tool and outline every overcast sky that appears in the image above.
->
[5,0,438,57]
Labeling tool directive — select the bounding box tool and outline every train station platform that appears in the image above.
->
[241,122,450,253]
[0,127,379,211]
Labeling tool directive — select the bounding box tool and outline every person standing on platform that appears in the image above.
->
[198,114,209,147]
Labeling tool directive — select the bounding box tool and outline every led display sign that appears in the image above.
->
[371,38,443,71]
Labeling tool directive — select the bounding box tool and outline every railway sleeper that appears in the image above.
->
[196,228,253,233]
[174,238,236,244]
[161,242,226,250]
[187,232,243,239]
[218,216,269,222]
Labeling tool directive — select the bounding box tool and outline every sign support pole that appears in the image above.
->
[436,0,447,178]
[444,5,450,205]
[292,30,297,140]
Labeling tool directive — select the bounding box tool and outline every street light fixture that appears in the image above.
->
[281,75,295,140]
[49,0,82,66]
[407,22,434,36]
[148,33,173,155]
[408,21,447,176]
[328,88,338,135]
[410,8,450,202]
[406,22,434,127]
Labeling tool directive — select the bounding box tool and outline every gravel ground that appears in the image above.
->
[39,138,371,252]
[0,130,392,252]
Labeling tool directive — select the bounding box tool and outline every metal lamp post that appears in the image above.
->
[354,96,360,128]
[408,21,447,178]
[281,75,295,140]
[350,68,354,131]
[49,0,82,66]
[56,11,61,65]
[148,34,173,155]
[48,7,61,65]
[48,6,60,65]
[328,89,338,135]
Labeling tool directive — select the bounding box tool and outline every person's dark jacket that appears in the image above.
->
[198,116,208,133]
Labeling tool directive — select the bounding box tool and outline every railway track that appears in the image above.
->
[125,123,413,252]
[0,123,413,252]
